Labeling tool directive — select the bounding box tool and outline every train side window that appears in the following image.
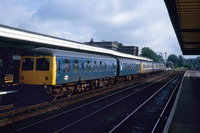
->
[63,59,70,73]
[114,64,117,70]
[107,64,109,71]
[73,60,79,73]
[124,63,127,70]
[86,60,91,72]
[81,62,84,71]
[99,61,103,71]
[22,58,34,71]
[93,61,97,72]
[36,58,49,71]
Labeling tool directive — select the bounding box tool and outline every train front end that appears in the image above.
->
[19,56,56,86]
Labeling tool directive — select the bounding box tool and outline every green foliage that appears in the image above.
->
[156,54,164,62]
[178,55,186,67]
[113,41,123,47]
[167,54,179,67]
[140,47,159,62]
[167,54,200,69]
[186,57,200,69]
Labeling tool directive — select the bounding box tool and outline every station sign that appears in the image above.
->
[13,55,21,60]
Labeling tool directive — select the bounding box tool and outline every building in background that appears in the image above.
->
[117,46,139,56]
[84,39,118,51]
[84,39,139,56]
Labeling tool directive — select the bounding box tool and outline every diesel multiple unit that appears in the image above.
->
[19,48,164,99]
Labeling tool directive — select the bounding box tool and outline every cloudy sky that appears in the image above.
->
[0,0,197,59]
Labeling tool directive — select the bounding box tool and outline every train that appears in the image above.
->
[19,47,165,99]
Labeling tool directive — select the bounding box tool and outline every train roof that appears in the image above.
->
[117,57,141,62]
[30,48,117,61]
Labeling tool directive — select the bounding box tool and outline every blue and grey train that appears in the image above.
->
[19,47,164,98]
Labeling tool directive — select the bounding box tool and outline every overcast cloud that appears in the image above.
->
[0,0,196,59]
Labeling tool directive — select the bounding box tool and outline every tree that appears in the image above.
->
[140,47,158,62]
[156,54,164,62]
[113,41,123,47]
[178,55,186,67]
[167,54,179,67]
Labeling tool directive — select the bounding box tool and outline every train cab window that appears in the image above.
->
[36,58,49,71]
[93,61,97,72]
[86,60,91,72]
[73,60,79,73]
[22,58,34,71]
[63,59,70,73]
[99,61,103,71]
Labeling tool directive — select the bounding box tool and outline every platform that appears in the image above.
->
[164,70,200,133]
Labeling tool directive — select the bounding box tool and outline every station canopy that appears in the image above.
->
[0,25,152,61]
[164,0,200,55]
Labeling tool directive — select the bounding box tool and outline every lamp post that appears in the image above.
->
[163,52,167,63]
[156,52,163,62]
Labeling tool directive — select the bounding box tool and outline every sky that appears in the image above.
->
[0,0,198,59]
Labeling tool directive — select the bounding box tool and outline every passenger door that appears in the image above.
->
[56,59,62,84]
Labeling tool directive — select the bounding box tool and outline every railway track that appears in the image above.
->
[0,72,170,121]
[0,71,183,132]
[109,72,183,133]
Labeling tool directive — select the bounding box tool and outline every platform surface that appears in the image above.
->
[169,70,200,133]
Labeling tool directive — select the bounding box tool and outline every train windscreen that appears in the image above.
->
[22,58,34,71]
[36,58,50,71]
